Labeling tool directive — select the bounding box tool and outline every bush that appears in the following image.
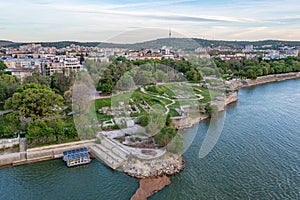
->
[205,104,219,116]
[139,115,150,127]
[154,127,177,147]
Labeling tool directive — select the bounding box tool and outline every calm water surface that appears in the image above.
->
[1,79,300,200]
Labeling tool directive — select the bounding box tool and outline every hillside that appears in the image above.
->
[0,40,14,47]
[1,38,300,50]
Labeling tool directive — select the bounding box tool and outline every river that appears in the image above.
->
[1,79,300,199]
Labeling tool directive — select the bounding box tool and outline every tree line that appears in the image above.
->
[0,61,78,146]
[214,56,300,79]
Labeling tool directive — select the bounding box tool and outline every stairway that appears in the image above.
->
[90,137,130,170]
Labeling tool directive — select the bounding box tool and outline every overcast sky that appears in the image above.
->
[1,0,300,43]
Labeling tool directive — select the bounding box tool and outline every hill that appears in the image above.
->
[0,40,14,47]
[1,38,300,50]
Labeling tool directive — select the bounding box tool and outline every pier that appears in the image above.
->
[63,148,91,167]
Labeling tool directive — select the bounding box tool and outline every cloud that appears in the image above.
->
[0,0,299,41]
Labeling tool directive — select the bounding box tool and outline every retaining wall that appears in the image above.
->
[0,139,95,167]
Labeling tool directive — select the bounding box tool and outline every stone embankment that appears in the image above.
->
[0,139,95,167]
[172,91,238,129]
[123,154,185,179]
[230,72,300,89]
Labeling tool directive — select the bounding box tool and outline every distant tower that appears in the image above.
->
[169,28,172,39]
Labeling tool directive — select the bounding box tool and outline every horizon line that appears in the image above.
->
[1,37,300,45]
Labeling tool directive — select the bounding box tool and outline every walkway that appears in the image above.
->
[0,110,13,115]
[140,88,175,114]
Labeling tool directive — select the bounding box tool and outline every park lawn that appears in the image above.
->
[94,98,111,110]
[131,89,172,106]
[147,83,196,99]
[169,109,180,117]
[96,113,114,123]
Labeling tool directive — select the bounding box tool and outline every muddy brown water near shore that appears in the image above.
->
[131,176,171,200]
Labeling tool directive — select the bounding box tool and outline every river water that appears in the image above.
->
[1,79,300,200]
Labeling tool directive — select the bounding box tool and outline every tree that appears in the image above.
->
[139,115,150,127]
[1,112,22,138]
[26,120,54,142]
[4,84,64,120]
[97,76,114,94]
[154,127,177,147]
[133,70,155,85]
[0,61,6,71]
[51,71,76,94]
[115,73,135,91]
[0,74,20,102]
[246,69,257,79]
[80,54,85,64]
[23,73,51,87]
[154,70,168,83]
[186,68,202,82]
[205,104,219,116]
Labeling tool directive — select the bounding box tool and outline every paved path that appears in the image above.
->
[0,110,13,115]
[140,87,204,115]
[140,88,175,114]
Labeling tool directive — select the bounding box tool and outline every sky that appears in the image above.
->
[0,0,300,43]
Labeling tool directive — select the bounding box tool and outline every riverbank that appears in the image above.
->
[123,153,185,179]
[0,140,95,167]
[173,72,300,129]
[0,71,299,198]
[230,72,300,89]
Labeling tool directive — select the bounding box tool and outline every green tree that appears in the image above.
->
[154,70,168,83]
[205,104,219,116]
[246,69,257,79]
[0,74,20,102]
[154,127,177,147]
[115,73,135,91]
[139,115,150,127]
[4,84,64,120]
[0,61,6,71]
[97,76,114,94]
[51,71,75,94]
[26,120,55,143]
[186,68,202,82]
[23,73,51,87]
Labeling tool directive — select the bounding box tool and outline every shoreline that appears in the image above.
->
[179,72,300,129]
[0,72,299,199]
[1,72,299,168]
[231,72,300,89]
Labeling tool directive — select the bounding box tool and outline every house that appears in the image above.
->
[4,66,36,83]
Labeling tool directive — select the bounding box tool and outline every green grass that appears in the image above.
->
[169,109,180,117]
[94,98,111,110]
[131,89,172,106]
[92,86,223,121]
